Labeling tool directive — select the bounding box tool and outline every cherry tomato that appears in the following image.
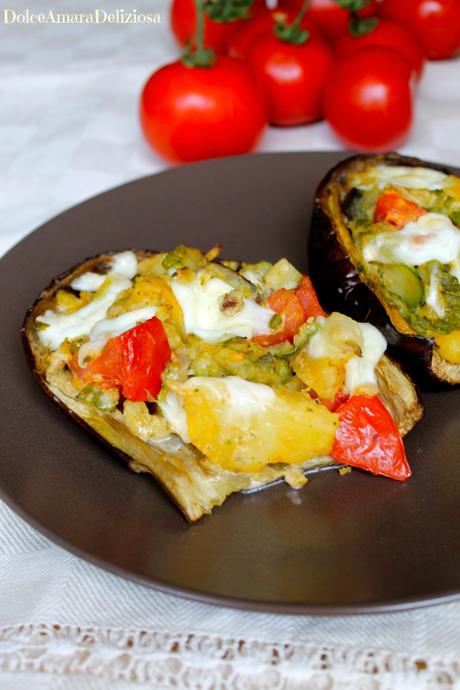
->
[280,0,378,41]
[379,0,460,60]
[227,7,321,60]
[247,32,335,125]
[71,317,171,402]
[332,395,412,481]
[335,19,425,81]
[140,56,267,163]
[323,47,413,151]
[171,0,264,53]
[374,191,426,228]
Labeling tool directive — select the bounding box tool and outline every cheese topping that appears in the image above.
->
[344,324,386,394]
[361,165,448,191]
[158,391,190,444]
[363,213,460,273]
[425,264,446,317]
[37,274,132,350]
[70,272,107,292]
[308,318,386,395]
[71,251,138,292]
[169,273,274,343]
[77,307,157,366]
[160,377,276,447]
[182,375,276,413]
[38,251,140,350]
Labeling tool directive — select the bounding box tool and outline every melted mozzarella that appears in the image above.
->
[162,377,276,446]
[77,307,157,366]
[37,275,131,349]
[182,375,276,413]
[71,272,106,292]
[169,274,274,343]
[71,251,138,292]
[158,391,190,444]
[90,306,156,341]
[344,324,386,394]
[111,251,138,279]
[308,318,387,395]
[363,213,460,269]
[425,265,445,317]
[363,165,448,191]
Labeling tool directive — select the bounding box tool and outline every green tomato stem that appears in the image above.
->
[182,0,216,68]
[291,0,313,31]
[195,0,206,53]
[274,0,312,45]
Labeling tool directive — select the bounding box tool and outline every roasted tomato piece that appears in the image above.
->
[374,190,426,228]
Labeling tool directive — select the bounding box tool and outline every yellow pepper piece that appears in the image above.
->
[182,379,338,474]
[292,352,345,400]
[435,330,460,364]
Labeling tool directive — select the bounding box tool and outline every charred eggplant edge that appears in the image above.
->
[309,152,460,388]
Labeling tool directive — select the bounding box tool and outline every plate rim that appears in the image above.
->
[3,150,460,616]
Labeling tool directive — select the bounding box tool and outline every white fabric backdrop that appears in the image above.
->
[1,1,460,688]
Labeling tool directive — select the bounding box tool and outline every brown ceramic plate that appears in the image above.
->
[2,152,460,615]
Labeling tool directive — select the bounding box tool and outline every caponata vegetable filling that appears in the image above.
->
[342,164,460,361]
[32,245,415,487]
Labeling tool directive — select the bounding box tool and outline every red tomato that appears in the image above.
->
[335,19,425,81]
[379,0,460,59]
[323,47,413,151]
[280,0,378,40]
[171,0,264,53]
[140,56,267,163]
[374,190,426,228]
[72,317,171,402]
[227,7,321,60]
[332,395,412,481]
[247,32,335,125]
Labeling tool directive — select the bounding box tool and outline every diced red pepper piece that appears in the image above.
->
[374,190,426,229]
[253,275,325,346]
[331,394,411,481]
[72,316,171,402]
[296,275,327,318]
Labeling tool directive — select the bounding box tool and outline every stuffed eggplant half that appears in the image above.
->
[310,153,460,386]
[23,245,422,522]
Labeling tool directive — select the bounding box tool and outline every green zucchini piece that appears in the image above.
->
[380,264,423,309]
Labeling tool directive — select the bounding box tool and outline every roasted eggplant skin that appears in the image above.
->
[309,152,460,389]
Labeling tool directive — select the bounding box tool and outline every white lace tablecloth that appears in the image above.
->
[1,1,460,688]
